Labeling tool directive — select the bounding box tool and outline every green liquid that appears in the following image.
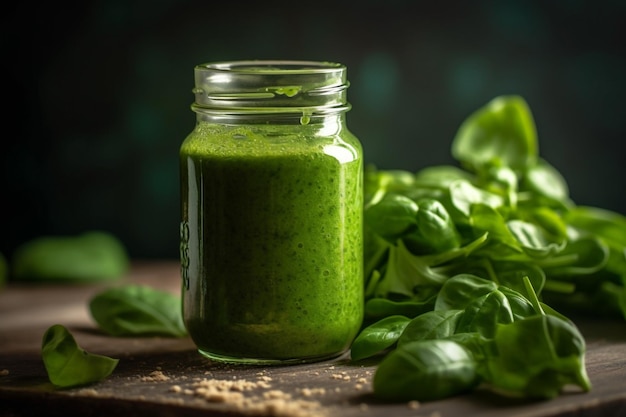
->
[180,123,363,364]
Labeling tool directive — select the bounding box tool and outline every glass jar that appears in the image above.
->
[179,60,364,364]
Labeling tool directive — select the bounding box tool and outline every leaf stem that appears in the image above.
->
[523,275,544,315]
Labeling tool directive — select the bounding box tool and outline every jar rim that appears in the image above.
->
[195,60,346,75]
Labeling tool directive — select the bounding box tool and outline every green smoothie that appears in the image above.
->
[180,121,363,363]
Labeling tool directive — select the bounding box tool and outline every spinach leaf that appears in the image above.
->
[374,240,448,300]
[485,313,591,398]
[484,279,591,398]
[480,164,518,208]
[455,290,514,337]
[413,165,475,189]
[519,206,568,241]
[11,231,129,282]
[541,236,609,277]
[566,206,626,247]
[364,296,435,322]
[449,180,505,220]
[444,259,546,295]
[445,332,489,363]
[413,198,461,254]
[364,269,384,301]
[565,206,626,278]
[397,310,464,346]
[373,339,480,402]
[42,324,118,388]
[451,95,538,174]
[350,315,411,361]
[543,281,626,319]
[364,193,418,242]
[364,166,417,209]
[372,235,488,301]
[434,274,498,311]
[507,219,566,258]
[89,285,187,337]
[364,227,391,292]
[522,159,571,206]
[469,204,523,256]
[433,274,534,337]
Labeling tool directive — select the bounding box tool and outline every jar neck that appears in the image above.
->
[193,108,348,126]
[190,60,352,125]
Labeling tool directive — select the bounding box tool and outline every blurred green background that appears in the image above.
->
[3,0,625,260]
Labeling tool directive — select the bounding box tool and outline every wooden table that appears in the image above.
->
[1,261,625,417]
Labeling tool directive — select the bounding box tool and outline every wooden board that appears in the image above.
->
[1,261,625,417]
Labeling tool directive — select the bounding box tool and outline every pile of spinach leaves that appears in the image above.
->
[353,95,626,402]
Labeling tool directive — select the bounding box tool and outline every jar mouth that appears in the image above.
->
[198,60,345,74]
[192,60,350,113]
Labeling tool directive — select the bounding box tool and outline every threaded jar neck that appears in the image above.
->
[191,60,351,118]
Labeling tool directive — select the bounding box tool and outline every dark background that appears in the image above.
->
[2,0,625,261]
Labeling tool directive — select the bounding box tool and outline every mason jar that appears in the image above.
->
[179,60,364,364]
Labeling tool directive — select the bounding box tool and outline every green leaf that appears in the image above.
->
[449,180,505,219]
[542,236,609,277]
[414,165,475,189]
[419,232,489,267]
[365,269,384,301]
[89,285,187,337]
[414,198,461,253]
[375,240,448,300]
[364,296,436,321]
[11,231,129,282]
[498,286,536,319]
[519,206,569,241]
[480,164,519,209]
[451,95,538,173]
[375,234,487,300]
[542,280,626,319]
[445,332,489,363]
[448,259,546,296]
[522,159,570,205]
[373,339,480,402]
[42,324,118,388]
[482,278,591,398]
[435,274,497,311]
[566,206,626,247]
[435,274,534,335]
[364,166,416,209]
[469,204,523,256]
[351,315,411,361]
[364,227,391,291]
[456,290,515,337]
[397,310,464,346]
[485,314,591,398]
[565,206,626,277]
[507,219,566,258]
[364,193,418,242]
